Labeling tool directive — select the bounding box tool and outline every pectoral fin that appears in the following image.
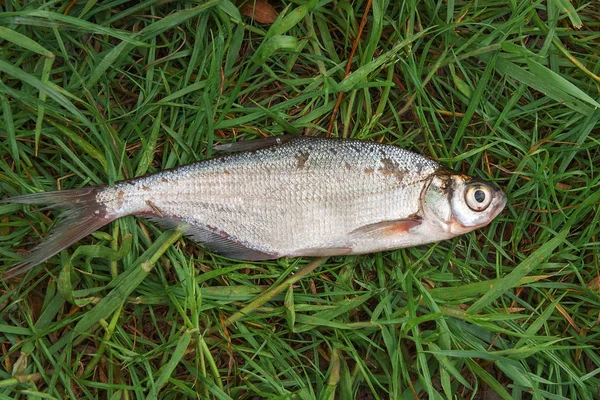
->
[350,216,422,238]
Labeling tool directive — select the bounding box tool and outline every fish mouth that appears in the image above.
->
[489,188,507,218]
[493,191,508,216]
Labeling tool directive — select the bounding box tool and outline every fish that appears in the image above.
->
[0,136,507,279]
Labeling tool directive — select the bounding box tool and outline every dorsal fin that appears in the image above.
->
[213,134,297,153]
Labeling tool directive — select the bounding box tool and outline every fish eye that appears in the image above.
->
[465,184,492,212]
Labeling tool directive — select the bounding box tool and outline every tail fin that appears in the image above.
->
[1,187,115,280]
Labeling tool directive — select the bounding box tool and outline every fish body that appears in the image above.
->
[1,137,506,278]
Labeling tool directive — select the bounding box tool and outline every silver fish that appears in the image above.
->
[1,136,506,279]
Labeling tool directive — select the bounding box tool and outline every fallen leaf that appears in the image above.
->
[239,0,278,24]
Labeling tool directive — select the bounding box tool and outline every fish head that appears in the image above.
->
[422,171,507,237]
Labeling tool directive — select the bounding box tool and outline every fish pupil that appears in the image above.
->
[474,189,486,203]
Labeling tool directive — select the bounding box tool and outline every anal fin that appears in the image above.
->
[141,215,278,261]
[184,224,278,260]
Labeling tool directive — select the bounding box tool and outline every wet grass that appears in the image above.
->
[1,0,599,398]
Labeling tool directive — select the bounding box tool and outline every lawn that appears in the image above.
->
[1,0,599,399]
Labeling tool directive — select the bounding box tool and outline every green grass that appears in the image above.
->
[1,0,599,398]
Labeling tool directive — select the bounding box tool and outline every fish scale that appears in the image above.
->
[99,137,440,256]
[1,136,506,279]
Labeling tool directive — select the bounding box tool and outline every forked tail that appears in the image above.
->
[1,187,115,280]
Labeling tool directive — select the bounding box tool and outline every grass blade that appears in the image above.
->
[467,230,568,314]
[0,26,53,57]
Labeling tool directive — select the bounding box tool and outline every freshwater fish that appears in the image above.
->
[1,136,506,279]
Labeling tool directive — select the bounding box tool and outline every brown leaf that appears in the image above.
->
[239,0,278,24]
